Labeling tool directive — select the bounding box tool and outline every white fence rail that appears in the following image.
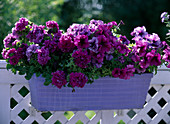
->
[0,60,170,124]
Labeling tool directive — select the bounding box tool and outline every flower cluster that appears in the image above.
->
[2,17,170,90]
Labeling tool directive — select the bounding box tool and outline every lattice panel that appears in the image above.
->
[10,84,170,124]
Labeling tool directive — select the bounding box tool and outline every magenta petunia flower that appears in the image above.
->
[119,35,130,45]
[69,72,88,88]
[37,47,51,65]
[139,58,150,69]
[90,51,105,63]
[74,35,89,49]
[163,48,170,62]
[5,48,17,59]
[58,34,75,52]
[131,26,148,37]
[135,40,148,57]
[88,37,99,53]
[52,70,67,89]
[9,55,19,65]
[43,40,59,53]
[72,49,91,68]
[3,34,17,48]
[15,18,29,31]
[26,25,46,44]
[46,21,59,29]
[119,68,128,79]
[146,50,162,66]
[97,35,111,53]
[112,68,121,78]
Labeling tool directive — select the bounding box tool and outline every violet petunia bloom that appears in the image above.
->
[112,68,121,78]
[118,56,125,63]
[116,42,130,55]
[97,35,111,53]
[69,72,88,88]
[26,25,46,44]
[89,19,104,32]
[46,21,59,29]
[135,40,148,57]
[139,58,150,69]
[17,43,28,59]
[160,12,169,23]
[58,34,75,53]
[88,37,99,53]
[74,35,89,49]
[119,35,130,45]
[105,54,113,61]
[26,44,39,61]
[126,64,135,78]
[67,24,91,36]
[43,40,58,53]
[163,48,170,62]
[119,68,128,79]
[5,48,19,65]
[72,49,91,68]
[52,70,67,89]
[146,50,162,66]
[15,18,29,31]
[145,33,162,49]
[131,26,148,38]
[37,47,51,65]
[3,34,17,48]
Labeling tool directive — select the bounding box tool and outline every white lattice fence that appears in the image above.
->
[0,60,170,124]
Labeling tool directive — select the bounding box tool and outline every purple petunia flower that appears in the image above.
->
[115,41,130,55]
[69,72,88,88]
[72,49,91,68]
[88,37,99,53]
[97,35,111,53]
[89,19,104,32]
[15,18,29,31]
[5,48,17,59]
[5,48,19,65]
[135,40,148,57]
[105,54,113,61]
[17,43,28,59]
[9,55,19,65]
[119,35,130,45]
[118,56,125,63]
[146,50,162,66]
[43,40,58,53]
[74,35,89,49]
[3,34,17,48]
[26,44,39,61]
[119,68,128,79]
[112,68,121,78]
[2,49,8,59]
[26,25,46,44]
[46,21,59,29]
[37,47,51,65]
[58,34,75,52]
[131,26,148,38]
[163,48,170,62]
[161,12,169,23]
[90,51,105,64]
[139,58,150,69]
[52,70,67,89]
[67,24,91,36]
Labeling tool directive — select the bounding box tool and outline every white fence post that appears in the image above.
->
[0,84,10,124]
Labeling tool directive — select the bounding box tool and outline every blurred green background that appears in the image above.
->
[0,0,170,58]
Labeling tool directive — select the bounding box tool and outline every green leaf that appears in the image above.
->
[6,64,12,70]
[44,80,51,86]
[25,75,32,80]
